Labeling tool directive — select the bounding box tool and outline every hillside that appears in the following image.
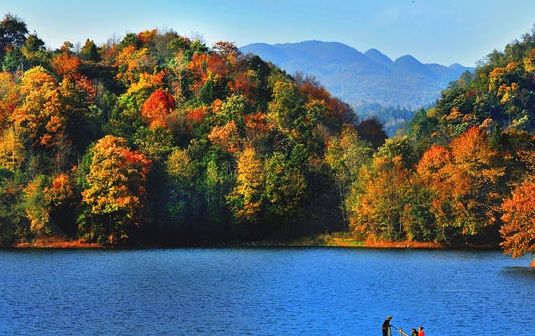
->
[3,13,535,262]
[240,41,474,109]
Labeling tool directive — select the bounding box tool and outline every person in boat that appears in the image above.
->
[411,328,418,336]
[417,326,425,336]
[382,316,392,336]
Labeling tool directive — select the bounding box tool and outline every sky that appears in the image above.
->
[2,0,535,66]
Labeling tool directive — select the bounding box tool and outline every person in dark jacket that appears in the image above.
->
[382,316,392,336]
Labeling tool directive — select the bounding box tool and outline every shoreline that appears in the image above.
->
[9,236,498,250]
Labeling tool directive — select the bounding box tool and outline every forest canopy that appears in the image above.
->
[1,14,535,265]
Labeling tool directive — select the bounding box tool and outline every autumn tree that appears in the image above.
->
[0,127,25,171]
[500,150,535,267]
[115,45,157,87]
[58,74,101,157]
[11,66,68,171]
[226,146,264,223]
[52,47,82,79]
[186,52,229,102]
[416,127,505,245]
[0,71,19,129]
[347,154,413,241]
[141,89,176,129]
[113,71,165,139]
[80,135,152,244]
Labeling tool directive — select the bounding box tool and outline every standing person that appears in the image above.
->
[411,328,418,336]
[418,326,425,336]
[382,316,392,336]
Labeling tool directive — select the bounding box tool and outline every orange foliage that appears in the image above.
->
[12,67,65,148]
[82,135,152,217]
[500,179,535,261]
[137,29,157,46]
[52,53,82,79]
[212,41,238,63]
[417,127,504,235]
[299,81,347,121]
[208,121,241,153]
[228,70,257,98]
[416,145,451,180]
[141,89,176,129]
[450,127,496,174]
[211,98,224,113]
[75,76,97,104]
[184,106,209,126]
[187,53,228,91]
[44,173,74,207]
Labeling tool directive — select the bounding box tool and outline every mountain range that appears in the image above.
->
[240,41,474,110]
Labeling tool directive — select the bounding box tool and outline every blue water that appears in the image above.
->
[0,248,533,335]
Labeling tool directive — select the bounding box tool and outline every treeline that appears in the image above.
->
[344,29,535,260]
[1,14,535,262]
[0,14,361,246]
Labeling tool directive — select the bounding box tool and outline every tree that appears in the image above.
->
[356,118,387,149]
[377,136,417,169]
[81,135,152,244]
[325,125,373,222]
[263,151,307,225]
[0,71,19,129]
[22,175,50,236]
[165,147,195,224]
[500,150,535,267]
[0,169,25,245]
[0,127,25,171]
[0,13,28,57]
[268,80,303,134]
[11,66,65,150]
[347,155,412,241]
[115,46,157,86]
[141,89,176,130]
[417,127,505,245]
[58,75,101,157]
[43,172,77,236]
[2,47,27,72]
[500,178,535,267]
[226,147,264,223]
[79,39,100,62]
[52,51,82,79]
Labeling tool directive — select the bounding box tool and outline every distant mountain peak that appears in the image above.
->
[364,48,393,67]
[239,40,474,109]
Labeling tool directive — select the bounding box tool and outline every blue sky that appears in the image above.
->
[2,0,535,66]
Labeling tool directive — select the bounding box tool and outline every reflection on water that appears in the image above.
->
[0,248,532,335]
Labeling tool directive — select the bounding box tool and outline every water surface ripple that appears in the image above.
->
[0,248,532,335]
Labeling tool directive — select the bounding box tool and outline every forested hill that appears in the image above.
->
[2,13,535,266]
[240,41,474,109]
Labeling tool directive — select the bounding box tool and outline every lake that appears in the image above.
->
[0,248,533,335]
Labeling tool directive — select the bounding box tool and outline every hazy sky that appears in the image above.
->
[2,0,535,66]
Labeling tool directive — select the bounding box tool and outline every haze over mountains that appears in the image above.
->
[240,41,474,110]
